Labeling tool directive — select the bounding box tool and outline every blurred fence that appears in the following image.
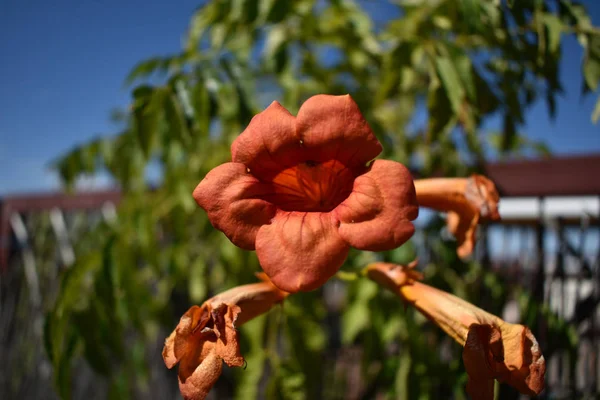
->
[1,154,599,399]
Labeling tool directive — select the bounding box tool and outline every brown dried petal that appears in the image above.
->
[211,304,244,367]
[162,330,178,369]
[178,350,223,400]
[497,325,545,395]
[463,324,546,399]
[465,175,500,221]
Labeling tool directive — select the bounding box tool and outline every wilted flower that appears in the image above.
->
[413,175,500,258]
[366,262,545,400]
[163,273,288,400]
[194,94,418,292]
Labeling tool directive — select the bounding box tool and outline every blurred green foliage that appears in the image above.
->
[46,0,598,398]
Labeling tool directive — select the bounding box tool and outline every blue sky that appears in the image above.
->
[1,0,599,195]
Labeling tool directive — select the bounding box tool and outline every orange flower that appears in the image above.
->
[163,273,288,400]
[194,94,418,293]
[366,262,545,400]
[413,175,500,258]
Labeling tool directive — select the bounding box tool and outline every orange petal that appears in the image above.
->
[447,210,479,259]
[173,305,211,362]
[193,162,277,250]
[231,101,304,180]
[264,159,356,212]
[336,160,418,251]
[178,350,223,400]
[255,211,350,292]
[296,94,382,173]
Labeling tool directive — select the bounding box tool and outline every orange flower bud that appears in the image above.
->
[414,175,500,258]
[366,262,545,399]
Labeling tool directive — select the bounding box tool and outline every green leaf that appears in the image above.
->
[459,0,480,33]
[435,56,464,115]
[132,89,159,159]
[188,257,207,302]
[543,14,563,55]
[342,279,378,344]
[235,314,267,400]
[394,351,412,400]
[583,34,600,91]
[501,114,517,153]
[592,96,600,123]
[451,52,475,103]
[427,86,456,141]
[164,89,190,146]
[126,57,168,85]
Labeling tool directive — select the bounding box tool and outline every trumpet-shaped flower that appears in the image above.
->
[366,262,545,400]
[194,94,418,292]
[413,175,500,258]
[163,274,288,400]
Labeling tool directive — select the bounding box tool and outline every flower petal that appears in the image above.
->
[335,160,418,251]
[447,209,479,259]
[255,211,350,292]
[193,162,277,249]
[209,280,289,326]
[162,330,178,369]
[463,323,545,398]
[296,94,382,172]
[172,306,211,363]
[231,101,303,180]
[178,339,216,383]
[178,350,223,400]
[414,175,500,259]
[211,304,244,367]
[497,324,546,395]
[466,175,500,220]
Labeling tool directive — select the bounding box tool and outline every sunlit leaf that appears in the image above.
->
[583,34,600,91]
[435,55,464,115]
[593,95,600,123]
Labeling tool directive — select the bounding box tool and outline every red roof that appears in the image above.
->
[485,154,600,197]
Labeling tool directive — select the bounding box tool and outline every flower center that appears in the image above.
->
[266,159,355,212]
